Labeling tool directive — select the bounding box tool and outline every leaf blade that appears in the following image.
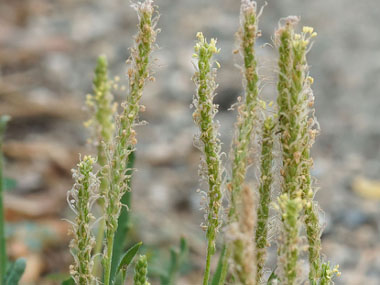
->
[5,258,26,285]
[116,241,143,274]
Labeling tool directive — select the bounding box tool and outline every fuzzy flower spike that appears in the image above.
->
[102,1,158,284]
[226,1,261,283]
[192,32,223,285]
[229,185,257,285]
[229,0,260,220]
[85,55,115,169]
[276,193,303,285]
[134,255,150,285]
[255,115,275,283]
[276,17,334,284]
[68,155,99,284]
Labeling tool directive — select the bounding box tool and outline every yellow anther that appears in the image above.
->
[302,26,314,34]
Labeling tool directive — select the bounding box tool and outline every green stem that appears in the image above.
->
[203,239,213,285]
[0,151,5,284]
[0,116,9,281]
[104,234,115,285]
[217,245,231,285]
[92,219,105,280]
[110,151,135,282]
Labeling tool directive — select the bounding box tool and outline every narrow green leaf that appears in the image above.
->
[5,258,26,285]
[4,177,17,191]
[179,237,187,255]
[161,237,189,285]
[211,246,226,285]
[114,271,125,285]
[0,115,10,280]
[116,241,143,274]
[267,268,279,285]
[62,277,75,285]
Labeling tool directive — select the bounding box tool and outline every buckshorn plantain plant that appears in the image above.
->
[66,0,158,284]
[59,0,340,284]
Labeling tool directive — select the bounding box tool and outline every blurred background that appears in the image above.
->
[1,0,380,284]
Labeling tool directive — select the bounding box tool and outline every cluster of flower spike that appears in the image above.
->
[191,2,339,284]
[68,155,99,285]
[65,1,341,284]
[67,1,158,284]
[276,17,326,284]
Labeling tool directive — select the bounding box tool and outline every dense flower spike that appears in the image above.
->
[229,185,257,285]
[319,262,340,285]
[85,55,115,169]
[85,55,115,278]
[276,194,303,285]
[68,156,99,285]
[221,2,261,283]
[229,0,260,220]
[276,18,325,284]
[192,32,223,285]
[102,1,158,284]
[134,255,150,285]
[255,115,275,283]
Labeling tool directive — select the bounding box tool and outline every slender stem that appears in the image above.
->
[0,149,5,283]
[203,239,213,285]
[217,245,231,285]
[88,55,113,281]
[104,235,115,285]
[92,219,105,280]
[110,151,135,281]
[0,116,9,281]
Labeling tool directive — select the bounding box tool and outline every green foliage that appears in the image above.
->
[3,177,17,191]
[159,237,188,285]
[4,258,26,285]
[62,277,75,285]
[266,269,279,285]
[0,115,10,281]
[211,245,227,285]
[115,241,143,283]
